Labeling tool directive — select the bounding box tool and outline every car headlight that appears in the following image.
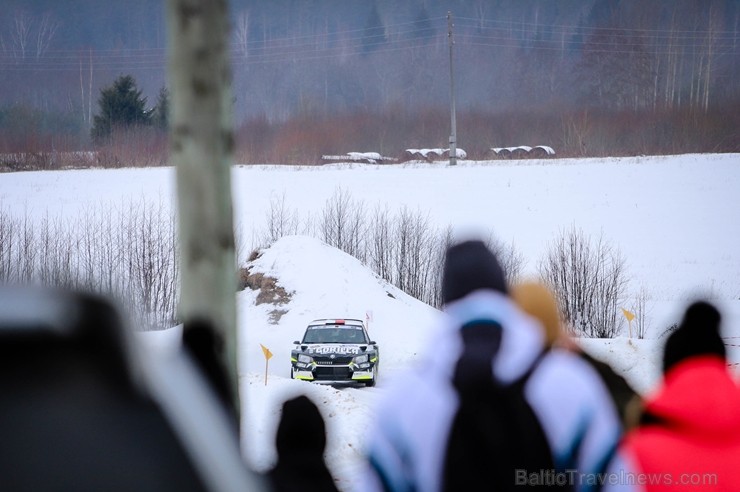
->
[353,354,369,364]
[298,354,312,363]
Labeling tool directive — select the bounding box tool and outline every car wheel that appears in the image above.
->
[365,365,377,387]
[290,366,294,379]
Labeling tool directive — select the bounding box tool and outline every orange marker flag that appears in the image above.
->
[260,344,273,385]
[622,309,635,338]
[260,344,273,360]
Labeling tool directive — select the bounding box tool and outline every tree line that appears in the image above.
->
[0,0,738,164]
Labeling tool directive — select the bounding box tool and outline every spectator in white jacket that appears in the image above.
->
[360,239,630,492]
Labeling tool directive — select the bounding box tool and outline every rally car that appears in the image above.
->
[290,318,379,387]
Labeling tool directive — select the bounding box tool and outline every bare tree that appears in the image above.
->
[37,213,76,288]
[261,192,299,245]
[429,225,454,308]
[391,207,437,302]
[35,12,59,58]
[367,205,395,283]
[10,10,32,60]
[0,209,18,281]
[630,286,651,339]
[538,226,628,338]
[125,201,179,328]
[320,187,367,260]
[234,10,249,59]
[485,231,526,286]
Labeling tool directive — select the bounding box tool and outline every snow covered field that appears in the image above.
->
[2,153,739,490]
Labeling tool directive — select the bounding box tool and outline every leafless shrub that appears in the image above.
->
[0,201,179,330]
[365,204,448,306]
[392,207,437,302]
[260,192,300,245]
[428,225,454,308]
[0,209,18,281]
[538,226,628,338]
[485,231,526,285]
[367,205,395,283]
[38,213,76,287]
[123,200,179,329]
[628,286,650,339]
[319,187,367,261]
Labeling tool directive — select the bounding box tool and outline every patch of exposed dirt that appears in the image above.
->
[238,266,293,307]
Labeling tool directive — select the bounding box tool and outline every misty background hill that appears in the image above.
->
[1,0,739,162]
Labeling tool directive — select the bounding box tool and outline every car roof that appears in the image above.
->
[307,318,365,328]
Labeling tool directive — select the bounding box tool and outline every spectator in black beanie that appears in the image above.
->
[268,395,338,492]
[441,240,508,304]
[662,300,726,374]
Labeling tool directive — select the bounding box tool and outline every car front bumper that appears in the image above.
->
[292,365,375,384]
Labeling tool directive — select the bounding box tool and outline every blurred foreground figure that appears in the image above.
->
[268,395,338,492]
[605,301,740,492]
[0,285,264,492]
[361,240,629,492]
[511,281,639,428]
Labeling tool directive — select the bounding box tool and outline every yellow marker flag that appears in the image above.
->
[622,309,635,322]
[260,344,273,360]
[260,344,273,386]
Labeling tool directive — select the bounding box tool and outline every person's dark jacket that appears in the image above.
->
[579,350,639,428]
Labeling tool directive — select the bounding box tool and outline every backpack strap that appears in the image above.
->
[452,319,504,393]
[454,318,547,392]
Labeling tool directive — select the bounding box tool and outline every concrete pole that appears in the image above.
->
[448,11,457,166]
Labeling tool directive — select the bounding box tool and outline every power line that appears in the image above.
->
[0,13,736,72]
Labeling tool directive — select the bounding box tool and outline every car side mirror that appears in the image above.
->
[292,340,300,345]
[369,341,377,345]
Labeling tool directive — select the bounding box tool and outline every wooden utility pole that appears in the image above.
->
[166,0,240,414]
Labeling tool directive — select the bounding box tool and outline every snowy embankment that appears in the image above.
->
[237,236,441,487]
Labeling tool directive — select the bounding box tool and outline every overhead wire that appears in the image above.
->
[0,14,736,72]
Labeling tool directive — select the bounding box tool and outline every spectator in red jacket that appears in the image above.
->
[606,301,740,491]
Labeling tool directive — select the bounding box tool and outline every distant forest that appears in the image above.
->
[1,0,739,165]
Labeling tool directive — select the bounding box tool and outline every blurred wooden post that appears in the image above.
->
[166,0,239,415]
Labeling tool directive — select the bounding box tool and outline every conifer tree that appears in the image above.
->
[152,86,169,131]
[91,75,151,143]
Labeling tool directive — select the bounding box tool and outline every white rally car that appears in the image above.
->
[290,318,379,387]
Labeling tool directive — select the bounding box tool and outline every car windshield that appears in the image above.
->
[303,325,368,344]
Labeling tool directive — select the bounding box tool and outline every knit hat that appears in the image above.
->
[511,281,564,347]
[442,240,507,304]
[663,301,725,374]
[275,395,326,458]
